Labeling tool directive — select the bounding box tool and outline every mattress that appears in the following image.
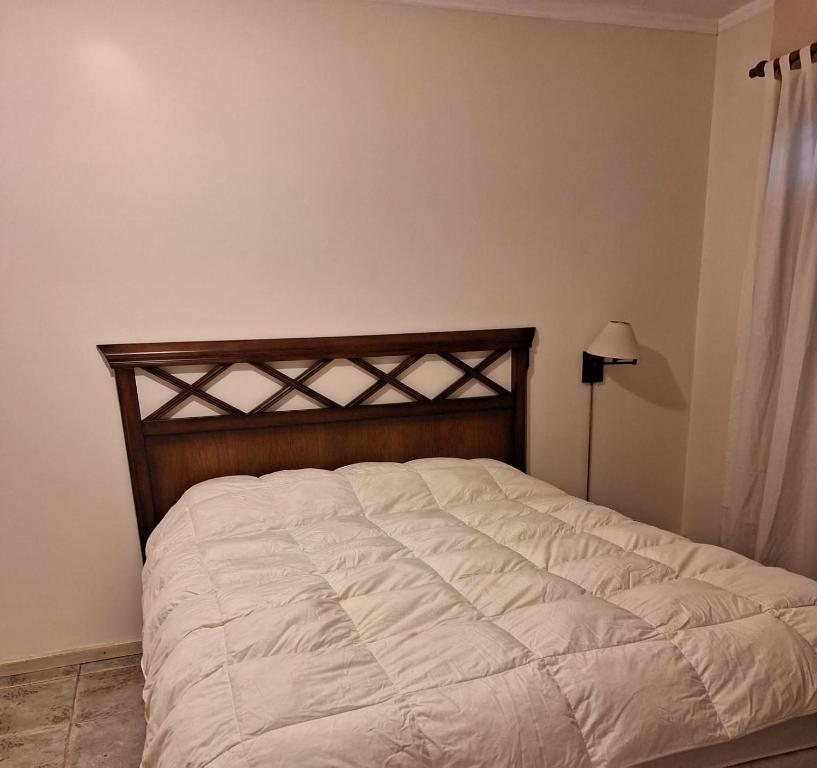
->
[638,713,817,767]
[140,458,817,768]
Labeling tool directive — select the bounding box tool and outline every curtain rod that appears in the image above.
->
[749,41,817,79]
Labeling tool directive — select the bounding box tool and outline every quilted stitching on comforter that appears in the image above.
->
[140,459,817,768]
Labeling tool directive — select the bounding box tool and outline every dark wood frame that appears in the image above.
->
[99,328,535,555]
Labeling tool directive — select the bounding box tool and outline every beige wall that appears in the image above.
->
[681,9,774,543]
[772,0,817,56]
[0,0,715,663]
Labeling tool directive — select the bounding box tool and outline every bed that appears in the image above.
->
[99,329,817,768]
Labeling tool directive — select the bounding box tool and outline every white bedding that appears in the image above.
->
[140,459,817,768]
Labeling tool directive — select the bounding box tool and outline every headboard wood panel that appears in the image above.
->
[99,328,535,555]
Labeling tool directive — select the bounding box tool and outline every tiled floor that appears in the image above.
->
[0,655,145,767]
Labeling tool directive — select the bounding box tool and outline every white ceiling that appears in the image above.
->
[556,0,758,18]
[376,0,773,33]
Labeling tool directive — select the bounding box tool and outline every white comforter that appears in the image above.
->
[141,459,817,768]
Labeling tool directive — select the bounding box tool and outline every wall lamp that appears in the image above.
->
[581,321,639,383]
[581,321,640,501]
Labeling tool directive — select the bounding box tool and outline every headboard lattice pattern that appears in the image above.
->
[141,349,510,421]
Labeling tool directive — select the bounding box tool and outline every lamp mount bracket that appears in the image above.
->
[581,351,638,384]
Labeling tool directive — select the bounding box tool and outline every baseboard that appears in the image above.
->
[0,639,143,677]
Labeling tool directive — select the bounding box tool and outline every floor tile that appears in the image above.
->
[0,676,76,736]
[65,712,145,768]
[0,724,68,768]
[0,666,78,690]
[80,654,142,676]
[73,665,144,724]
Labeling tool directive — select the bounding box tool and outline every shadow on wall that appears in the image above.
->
[607,344,686,410]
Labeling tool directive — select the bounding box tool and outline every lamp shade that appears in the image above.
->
[586,321,639,361]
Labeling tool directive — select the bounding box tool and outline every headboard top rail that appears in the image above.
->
[99,327,535,368]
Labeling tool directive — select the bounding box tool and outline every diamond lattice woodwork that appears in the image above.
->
[139,352,510,421]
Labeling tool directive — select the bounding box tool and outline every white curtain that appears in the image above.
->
[722,47,817,579]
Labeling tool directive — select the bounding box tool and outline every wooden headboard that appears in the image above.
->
[99,328,535,554]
